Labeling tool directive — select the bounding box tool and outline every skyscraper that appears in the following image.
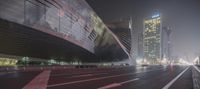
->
[143,14,162,64]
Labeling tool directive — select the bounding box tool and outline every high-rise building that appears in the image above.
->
[143,14,162,64]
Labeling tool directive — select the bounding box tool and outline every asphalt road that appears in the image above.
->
[0,65,195,89]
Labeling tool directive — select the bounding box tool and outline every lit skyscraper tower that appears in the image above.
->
[143,14,162,64]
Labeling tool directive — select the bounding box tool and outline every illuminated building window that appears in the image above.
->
[143,15,161,63]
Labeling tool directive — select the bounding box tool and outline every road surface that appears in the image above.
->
[0,65,195,89]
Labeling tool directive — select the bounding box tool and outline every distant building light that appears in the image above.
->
[152,14,160,18]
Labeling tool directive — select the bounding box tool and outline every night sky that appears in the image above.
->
[86,0,200,61]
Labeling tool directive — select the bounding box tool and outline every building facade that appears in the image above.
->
[0,0,128,63]
[143,14,162,64]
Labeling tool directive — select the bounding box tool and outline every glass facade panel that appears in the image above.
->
[144,16,162,64]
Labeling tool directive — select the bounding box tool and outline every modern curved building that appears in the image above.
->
[106,20,132,54]
[0,0,129,63]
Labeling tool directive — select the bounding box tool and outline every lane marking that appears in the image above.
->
[70,73,108,78]
[0,71,17,75]
[22,70,51,89]
[193,65,200,73]
[162,66,190,89]
[52,71,109,77]
[120,78,140,84]
[97,78,139,89]
[48,68,165,87]
[50,65,160,78]
[51,69,126,77]
[70,74,93,78]
[51,72,91,77]
[51,66,145,77]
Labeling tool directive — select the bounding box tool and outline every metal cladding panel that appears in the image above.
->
[0,0,128,62]
[0,0,94,53]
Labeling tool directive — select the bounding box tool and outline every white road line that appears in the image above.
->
[70,73,108,78]
[193,65,200,73]
[0,71,16,75]
[70,74,93,78]
[48,68,165,88]
[52,72,90,77]
[51,66,145,77]
[52,66,143,77]
[97,78,139,89]
[120,78,139,84]
[162,66,190,89]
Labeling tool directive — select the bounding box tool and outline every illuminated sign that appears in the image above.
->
[152,14,160,18]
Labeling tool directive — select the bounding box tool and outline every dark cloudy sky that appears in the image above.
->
[86,0,200,61]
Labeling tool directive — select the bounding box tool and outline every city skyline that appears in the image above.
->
[0,1,199,89]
